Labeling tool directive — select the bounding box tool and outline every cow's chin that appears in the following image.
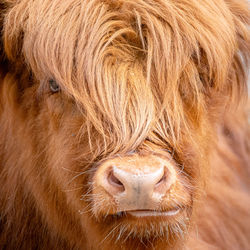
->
[92,204,192,243]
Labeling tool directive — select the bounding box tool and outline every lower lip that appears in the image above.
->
[127,208,180,217]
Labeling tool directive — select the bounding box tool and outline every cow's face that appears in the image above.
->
[1,0,246,248]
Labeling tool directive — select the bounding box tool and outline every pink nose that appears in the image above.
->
[93,155,177,211]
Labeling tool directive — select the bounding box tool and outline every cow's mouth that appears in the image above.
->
[113,207,182,219]
[127,208,180,217]
[101,207,189,239]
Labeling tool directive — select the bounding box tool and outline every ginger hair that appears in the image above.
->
[0,0,249,249]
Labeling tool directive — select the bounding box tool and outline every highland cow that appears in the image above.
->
[0,0,250,249]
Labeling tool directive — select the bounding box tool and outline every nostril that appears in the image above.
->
[155,170,167,187]
[108,170,125,192]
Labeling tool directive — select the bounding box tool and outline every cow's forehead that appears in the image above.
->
[3,0,233,146]
[3,0,239,141]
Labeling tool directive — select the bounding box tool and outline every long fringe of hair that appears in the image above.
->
[2,0,249,158]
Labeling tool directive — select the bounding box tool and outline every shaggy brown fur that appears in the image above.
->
[0,0,249,249]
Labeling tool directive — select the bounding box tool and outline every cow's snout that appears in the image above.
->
[93,155,177,212]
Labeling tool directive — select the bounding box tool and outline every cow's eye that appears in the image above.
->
[49,79,60,93]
